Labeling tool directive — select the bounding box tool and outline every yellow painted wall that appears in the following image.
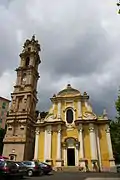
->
[38,128,44,161]
[51,131,57,166]
[62,128,78,142]
[99,125,110,168]
[83,125,92,169]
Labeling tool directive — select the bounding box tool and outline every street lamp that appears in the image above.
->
[117,0,120,14]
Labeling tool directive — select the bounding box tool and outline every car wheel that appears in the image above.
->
[27,170,33,177]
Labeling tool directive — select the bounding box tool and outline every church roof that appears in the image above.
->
[57,84,80,97]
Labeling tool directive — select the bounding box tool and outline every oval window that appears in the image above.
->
[66,109,73,123]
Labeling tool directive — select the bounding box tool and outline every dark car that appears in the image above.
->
[116,164,120,172]
[38,162,52,175]
[15,161,27,177]
[22,160,42,177]
[0,159,23,178]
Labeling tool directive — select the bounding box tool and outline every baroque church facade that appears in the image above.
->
[3,36,115,171]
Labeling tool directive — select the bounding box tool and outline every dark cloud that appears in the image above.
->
[0,0,120,119]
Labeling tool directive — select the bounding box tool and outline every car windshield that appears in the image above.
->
[16,162,25,166]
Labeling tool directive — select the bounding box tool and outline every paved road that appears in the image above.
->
[26,172,120,180]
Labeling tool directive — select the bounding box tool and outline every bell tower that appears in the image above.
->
[3,35,41,161]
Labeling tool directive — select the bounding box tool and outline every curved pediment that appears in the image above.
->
[44,113,62,123]
[83,111,97,120]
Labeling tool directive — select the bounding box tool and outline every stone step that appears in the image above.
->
[62,166,79,172]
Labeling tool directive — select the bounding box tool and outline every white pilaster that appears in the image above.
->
[96,127,102,171]
[78,124,84,159]
[77,101,82,118]
[105,125,115,168]
[44,125,52,161]
[89,123,98,160]
[34,128,40,160]
[57,101,61,119]
[75,147,79,166]
[78,124,85,168]
[56,125,62,167]
[63,148,67,166]
[47,125,52,160]
[44,128,48,161]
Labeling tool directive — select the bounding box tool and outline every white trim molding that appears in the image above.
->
[65,107,76,130]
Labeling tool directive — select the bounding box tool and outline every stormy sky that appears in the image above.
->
[0,0,119,119]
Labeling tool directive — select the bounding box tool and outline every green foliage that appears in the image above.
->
[110,120,120,163]
[115,90,120,121]
[110,89,120,163]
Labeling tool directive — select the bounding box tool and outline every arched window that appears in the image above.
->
[25,57,30,66]
[66,109,73,123]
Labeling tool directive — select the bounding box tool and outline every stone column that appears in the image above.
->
[63,147,67,166]
[78,124,85,168]
[89,123,98,165]
[34,128,40,160]
[47,125,52,160]
[44,127,48,161]
[44,125,52,163]
[57,101,61,119]
[75,147,79,166]
[56,125,62,167]
[105,125,115,169]
[96,127,102,172]
[77,100,82,118]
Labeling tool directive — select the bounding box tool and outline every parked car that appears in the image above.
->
[116,164,120,172]
[15,161,27,177]
[0,159,23,178]
[22,160,42,177]
[38,162,52,175]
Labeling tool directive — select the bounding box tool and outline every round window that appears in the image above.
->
[66,109,73,123]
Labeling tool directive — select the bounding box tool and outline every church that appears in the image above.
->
[2,36,115,172]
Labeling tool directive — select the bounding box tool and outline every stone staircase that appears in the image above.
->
[62,166,79,172]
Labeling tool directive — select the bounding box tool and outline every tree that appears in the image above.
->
[110,89,120,163]
[110,120,120,163]
[115,89,120,122]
